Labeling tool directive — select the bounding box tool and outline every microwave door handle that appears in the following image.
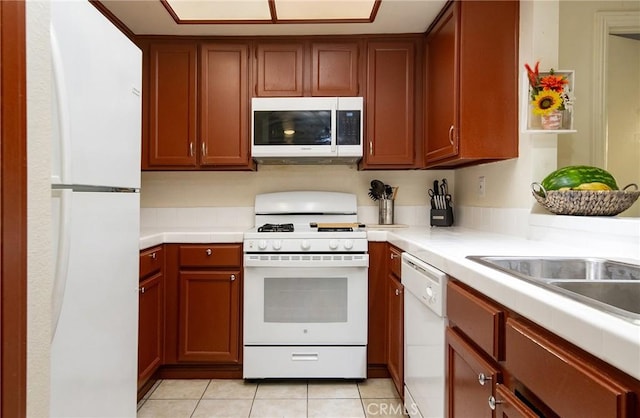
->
[330,104,337,153]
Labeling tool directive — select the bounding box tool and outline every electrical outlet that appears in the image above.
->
[478,176,486,197]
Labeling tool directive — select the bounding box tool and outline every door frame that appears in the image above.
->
[0,0,28,416]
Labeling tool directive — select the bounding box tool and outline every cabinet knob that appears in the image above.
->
[395,288,401,296]
[201,142,207,156]
[488,395,503,411]
[189,141,194,157]
[206,248,212,256]
[448,125,455,145]
[230,274,236,281]
[140,287,145,294]
[390,253,399,259]
[478,372,492,386]
[150,252,157,260]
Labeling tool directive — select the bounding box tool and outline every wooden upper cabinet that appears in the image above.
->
[200,43,250,167]
[311,42,359,96]
[148,43,198,167]
[424,0,519,168]
[425,5,457,164]
[363,40,416,168]
[255,42,304,97]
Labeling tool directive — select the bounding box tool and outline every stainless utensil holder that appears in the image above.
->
[378,198,394,225]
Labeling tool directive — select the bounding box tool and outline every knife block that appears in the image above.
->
[430,207,454,227]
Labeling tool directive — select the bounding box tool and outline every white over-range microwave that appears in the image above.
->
[251,97,363,164]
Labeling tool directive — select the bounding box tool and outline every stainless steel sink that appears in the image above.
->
[467,256,640,323]
[549,281,640,316]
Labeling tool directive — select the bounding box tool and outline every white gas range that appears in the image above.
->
[243,191,369,379]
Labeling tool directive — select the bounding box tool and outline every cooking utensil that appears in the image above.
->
[384,184,393,199]
[368,180,386,201]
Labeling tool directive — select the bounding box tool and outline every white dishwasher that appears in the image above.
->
[401,252,448,418]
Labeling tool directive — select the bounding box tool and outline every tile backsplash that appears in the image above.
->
[141,205,639,260]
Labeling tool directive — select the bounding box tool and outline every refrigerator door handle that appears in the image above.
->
[51,25,72,185]
[52,189,72,341]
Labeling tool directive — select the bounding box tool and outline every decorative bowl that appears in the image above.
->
[531,183,640,216]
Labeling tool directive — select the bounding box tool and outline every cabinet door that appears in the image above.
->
[387,274,404,398]
[255,42,304,97]
[178,270,240,363]
[457,0,518,164]
[367,242,388,367]
[446,327,499,418]
[424,4,458,164]
[311,42,359,96]
[364,41,416,167]
[148,43,197,167]
[138,272,163,389]
[200,43,250,167]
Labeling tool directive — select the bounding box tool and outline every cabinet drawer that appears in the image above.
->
[447,280,504,360]
[140,246,164,279]
[388,245,402,278]
[179,244,241,268]
[505,317,635,418]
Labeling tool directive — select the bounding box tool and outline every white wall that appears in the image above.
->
[607,34,640,216]
[558,0,640,170]
[26,1,52,416]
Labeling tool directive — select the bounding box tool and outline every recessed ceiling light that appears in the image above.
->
[163,0,272,22]
[161,0,380,24]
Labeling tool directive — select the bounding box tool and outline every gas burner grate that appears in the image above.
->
[257,223,294,233]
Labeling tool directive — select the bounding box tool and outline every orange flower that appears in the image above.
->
[524,61,539,89]
[539,75,568,92]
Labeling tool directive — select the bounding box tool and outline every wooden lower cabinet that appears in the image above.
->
[505,317,637,418]
[387,272,403,397]
[138,245,165,396]
[367,242,388,371]
[138,272,163,389]
[366,241,403,388]
[178,270,240,362]
[446,327,499,418]
[447,278,640,418]
[158,243,243,380]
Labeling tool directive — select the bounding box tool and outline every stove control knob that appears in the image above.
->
[258,240,268,250]
[329,240,339,250]
[344,240,354,250]
[301,240,311,251]
[272,240,282,250]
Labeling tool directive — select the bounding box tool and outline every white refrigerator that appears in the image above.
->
[50,1,142,416]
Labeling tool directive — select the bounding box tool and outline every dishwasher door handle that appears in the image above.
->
[291,352,319,361]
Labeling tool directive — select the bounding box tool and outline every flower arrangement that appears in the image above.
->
[524,61,573,116]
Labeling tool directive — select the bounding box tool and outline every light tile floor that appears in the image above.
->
[137,378,407,418]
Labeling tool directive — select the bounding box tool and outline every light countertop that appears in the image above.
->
[139,225,640,381]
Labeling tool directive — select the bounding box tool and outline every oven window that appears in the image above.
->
[264,277,348,323]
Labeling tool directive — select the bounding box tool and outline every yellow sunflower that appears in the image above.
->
[531,88,562,116]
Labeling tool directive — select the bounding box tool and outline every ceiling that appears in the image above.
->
[98,0,448,37]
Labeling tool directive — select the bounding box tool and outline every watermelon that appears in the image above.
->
[540,166,619,193]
